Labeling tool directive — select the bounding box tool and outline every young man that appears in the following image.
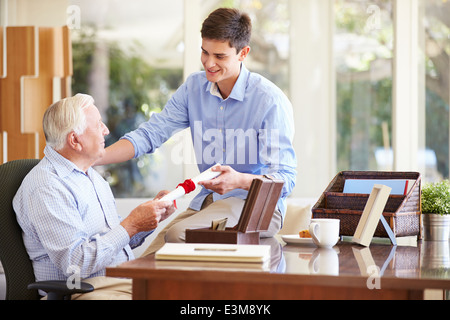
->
[98,8,297,254]
[13,94,174,299]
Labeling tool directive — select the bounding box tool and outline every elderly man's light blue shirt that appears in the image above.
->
[13,146,150,283]
[123,64,297,217]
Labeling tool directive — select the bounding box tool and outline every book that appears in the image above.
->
[343,179,412,195]
[352,184,392,247]
[155,243,271,263]
[155,259,270,272]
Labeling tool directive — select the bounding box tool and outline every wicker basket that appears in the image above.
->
[312,171,421,238]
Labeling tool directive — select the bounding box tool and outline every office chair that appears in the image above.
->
[0,159,93,300]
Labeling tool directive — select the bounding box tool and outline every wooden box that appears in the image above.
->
[312,171,422,238]
[186,178,284,245]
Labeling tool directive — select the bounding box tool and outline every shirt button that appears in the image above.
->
[220,106,224,110]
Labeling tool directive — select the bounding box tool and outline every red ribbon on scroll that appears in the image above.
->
[170,179,196,209]
[177,179,196,194]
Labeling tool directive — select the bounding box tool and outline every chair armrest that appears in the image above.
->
[28,280,94,300]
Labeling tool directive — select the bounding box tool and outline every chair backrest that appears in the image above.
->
[0,159,40,300]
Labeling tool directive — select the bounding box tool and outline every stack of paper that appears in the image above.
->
[155,259,270,272]
[155,243,270,263]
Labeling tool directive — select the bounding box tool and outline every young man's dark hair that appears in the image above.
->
[201,8,252,53]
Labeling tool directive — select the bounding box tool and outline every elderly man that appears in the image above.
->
[13,94,174,299]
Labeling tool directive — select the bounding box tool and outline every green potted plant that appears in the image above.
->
[421,180,450,241]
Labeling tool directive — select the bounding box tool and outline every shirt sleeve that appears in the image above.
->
[122,81,190,158]
[26,185,131,279]
[259,94,297,200]
[129,231,153,249]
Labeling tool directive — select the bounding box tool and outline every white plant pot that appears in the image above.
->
[422,214,450,241]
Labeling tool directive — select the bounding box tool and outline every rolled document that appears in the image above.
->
[159,163,221,202]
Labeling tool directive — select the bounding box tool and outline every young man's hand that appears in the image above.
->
[198,165,256,194]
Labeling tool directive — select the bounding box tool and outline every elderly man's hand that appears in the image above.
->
[155,190,176,219]
[121,192,174,237]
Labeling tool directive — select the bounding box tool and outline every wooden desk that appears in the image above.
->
[107,238,450,300]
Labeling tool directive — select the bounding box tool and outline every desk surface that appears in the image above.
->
[107,238,450,299]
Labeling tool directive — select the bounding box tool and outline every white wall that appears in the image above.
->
[289,0,336,198]
[1,0,68,26]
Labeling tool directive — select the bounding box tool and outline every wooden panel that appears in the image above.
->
[1,27,36,130]
[0,27,2,161]
[62,26,73,98]
[62,26,73,77]
[0,27,3,76]
[138,278,420,300]
[0,27,38,161]
[22,77,51,158]
[0,26,73,161]
[1,28,3,162]
[23,27,62,158]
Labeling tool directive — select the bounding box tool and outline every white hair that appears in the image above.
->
[43,93,94,150]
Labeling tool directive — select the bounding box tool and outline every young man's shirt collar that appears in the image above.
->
[207,63,248,101]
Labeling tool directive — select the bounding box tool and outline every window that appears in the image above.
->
[422,0,450,182]
[71,0,290,198]
[334,0,450,184]
[334,0,393,172]
[70,0,184,197]
[206,0,290,94]
[69,0,449,199]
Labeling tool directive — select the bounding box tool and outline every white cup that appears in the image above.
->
[309,219,340,248]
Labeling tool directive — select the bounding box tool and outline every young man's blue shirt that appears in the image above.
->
[123,64,297,217]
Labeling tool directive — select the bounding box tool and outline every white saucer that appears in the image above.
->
[281,234,314,245]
